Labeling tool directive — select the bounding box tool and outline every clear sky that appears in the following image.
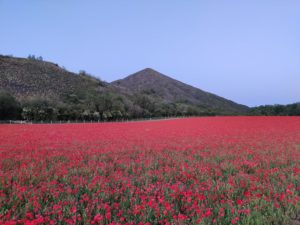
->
[0,1,299,106]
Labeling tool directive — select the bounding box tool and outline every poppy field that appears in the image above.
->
[0,117,299,225]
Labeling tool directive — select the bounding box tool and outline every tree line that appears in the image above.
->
[250,104,300,116]
[1,91,299,121]
[0,91,216,122]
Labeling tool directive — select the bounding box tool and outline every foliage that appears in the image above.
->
[250,103,300,116]
[0,91,22,120]
[21,97,58,121]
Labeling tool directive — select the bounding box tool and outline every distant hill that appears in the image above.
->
[0,55,107,101]
[0,55,249,121]
[112,68,249,114]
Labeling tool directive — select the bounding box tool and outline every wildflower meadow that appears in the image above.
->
[0,117,299,224]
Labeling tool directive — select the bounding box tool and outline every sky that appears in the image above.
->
[0,1,299,107]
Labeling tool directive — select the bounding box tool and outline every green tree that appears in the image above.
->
[22,97,58,121]
[0,91,22,120]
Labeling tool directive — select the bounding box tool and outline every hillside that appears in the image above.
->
[0,55,107,101]
[0,55,250,121]
[112,68,249,114]
[0,55,137,120]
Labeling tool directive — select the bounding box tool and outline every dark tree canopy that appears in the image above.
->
[0,91,22,120]
[250,103,300,116]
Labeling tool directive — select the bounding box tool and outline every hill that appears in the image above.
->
[0,55,106,101]
[0,55,249,121]
[0,55,136,120]
[112,68,249,114]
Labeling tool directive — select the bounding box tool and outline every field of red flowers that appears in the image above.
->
[0,117,299,225]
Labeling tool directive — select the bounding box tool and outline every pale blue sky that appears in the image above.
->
[0,0,299,106]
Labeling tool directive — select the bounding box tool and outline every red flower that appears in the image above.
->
[236,199,243,206]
